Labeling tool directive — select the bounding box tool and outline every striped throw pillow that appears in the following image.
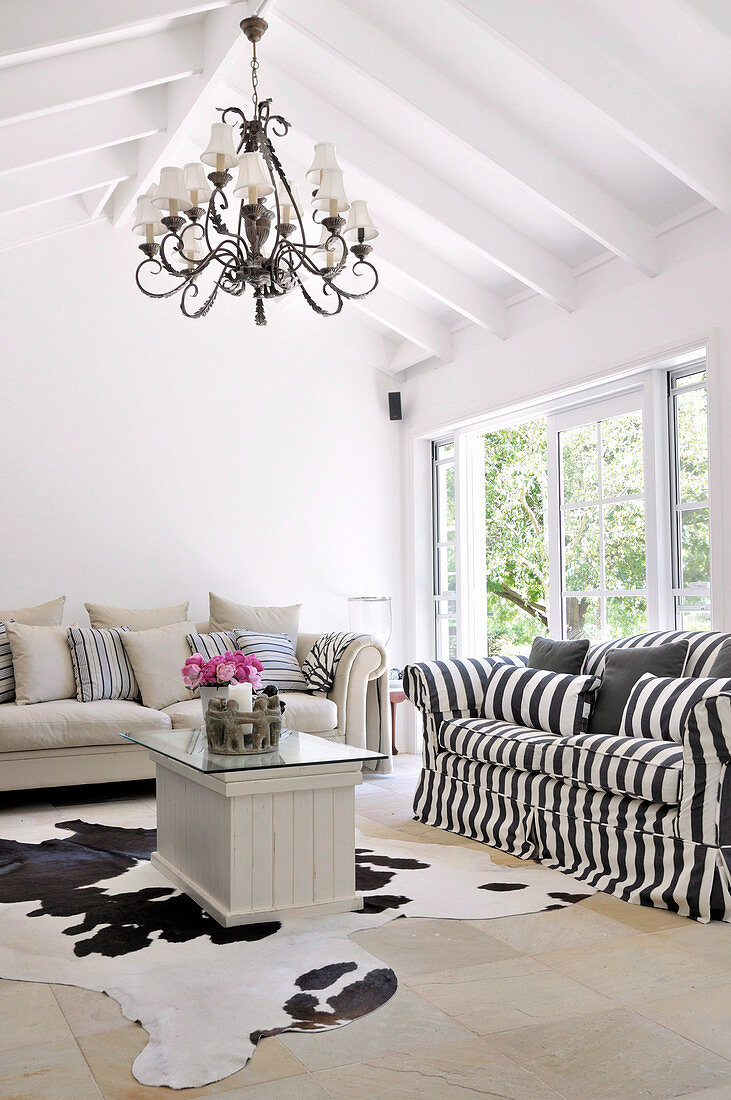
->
[482,663,601,737]
[187,631,237,659]
[0,620,15,703]
[619,672,731,743]
[67,626,139,703]
[233,629,309,692]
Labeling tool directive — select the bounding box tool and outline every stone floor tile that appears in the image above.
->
[77,1027,306,1098]
[648,922,731,966]
[633,981,731,1061]
[313,1036,564,1098]
[218,1076,330,1098]
[412,963,612,1035]
[577,889,691,931]
[406,954,549,989]
[350,916,518,979]
[279,986,472,1071]
[469,898,632,955]
[0,1036,102,1099]
[51,983,127,1038]
[536,930,731,1005]
[0,979,74,1053]
[488,1007,731,1100]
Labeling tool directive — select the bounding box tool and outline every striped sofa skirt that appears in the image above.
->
[413,753,731,923]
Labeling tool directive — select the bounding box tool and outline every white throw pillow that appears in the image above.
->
[209,592,301,647]
[0,596,65,626]
[5,622,77,705]
[120,621,195,711]
[85,601,190,630]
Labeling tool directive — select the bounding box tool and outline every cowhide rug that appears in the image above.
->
[0,818,593,1089]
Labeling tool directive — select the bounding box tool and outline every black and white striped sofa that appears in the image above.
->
[403,631,731,923]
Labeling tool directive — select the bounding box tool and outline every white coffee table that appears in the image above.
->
[120,726,385,927]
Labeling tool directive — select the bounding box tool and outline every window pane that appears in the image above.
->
[673,370,706,389]
[563,506,600,591]
[436,545,456,595]
[680,507,710,587]
[482,418,549,659]
[436,599,457,658]
[561,423,598,503]
[677,597,712,632]
[606,595,647,639]
[676,388,708,504]
[604,502,646,589]
[601,411,643,498]
[436,462,455,542]
[436,441,454,459]
[564,596,600,641]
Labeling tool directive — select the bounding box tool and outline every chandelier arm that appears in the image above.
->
[296,276,345,318]
[324,257,380,300]
[179,266,229,319]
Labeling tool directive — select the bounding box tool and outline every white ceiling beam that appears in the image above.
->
[0,146,136,216]
[0,0,236,68]
[227,66,577,311]
[673,0,731,38]
[367,222,508,339]
[449,0,731,214]
[0,89,166,176]
[111,0,273,227]
[354,291,453,370]
[275,0,660,277]
[0,24,200,128]
[0,196,101,253]
[82,183,119,220]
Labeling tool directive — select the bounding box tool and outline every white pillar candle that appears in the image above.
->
[229,682,253,713]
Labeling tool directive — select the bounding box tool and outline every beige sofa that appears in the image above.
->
[0,628,390,792]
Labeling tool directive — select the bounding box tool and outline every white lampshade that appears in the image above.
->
[344,199,378,242]
[152,167,192,213]
[312,168,350,212]
[347,596,392,646]
[183,162,212,205]
[276,178,302,221]
[305,141,340,183]
[132,188,165,236]
[200,122,238,169]
[233,151,274,200]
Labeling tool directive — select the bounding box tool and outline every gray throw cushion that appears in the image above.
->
[709,638,731,678]
[589,640,690,736]
[528,636,590,676]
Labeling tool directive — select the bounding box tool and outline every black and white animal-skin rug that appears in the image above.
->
[0,818,593,1089]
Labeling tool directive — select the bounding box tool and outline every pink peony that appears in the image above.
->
[216,660,237,683]
[181,657,204,689]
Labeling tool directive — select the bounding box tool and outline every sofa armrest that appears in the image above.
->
[403,658,498,718]
[296,632,390,769]
[678,693,731,847]
[327,635,387,751]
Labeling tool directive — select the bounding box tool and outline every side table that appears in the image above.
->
[389,680,407,756]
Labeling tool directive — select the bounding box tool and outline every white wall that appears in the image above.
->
[0,221,404,655]
[401,211,731,680]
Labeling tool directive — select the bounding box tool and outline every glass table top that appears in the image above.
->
[120,727,386,774]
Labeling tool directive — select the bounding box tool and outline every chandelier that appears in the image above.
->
[132,16,379,325]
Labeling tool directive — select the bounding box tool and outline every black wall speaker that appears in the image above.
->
[388,391,403,421]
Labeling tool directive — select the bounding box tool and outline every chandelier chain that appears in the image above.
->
[251,41,259,110]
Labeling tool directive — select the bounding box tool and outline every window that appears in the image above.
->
[430,349,712,657]
[669,366,710,630]
[432,440,457,657]
[557,399,648,641]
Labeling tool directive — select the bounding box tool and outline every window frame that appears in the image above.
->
[667,360,711,630]
[431,438,458,658]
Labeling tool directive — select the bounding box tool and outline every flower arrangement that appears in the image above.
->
[182,650,263,691]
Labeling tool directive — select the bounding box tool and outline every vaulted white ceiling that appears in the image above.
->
[1,0,729,371]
